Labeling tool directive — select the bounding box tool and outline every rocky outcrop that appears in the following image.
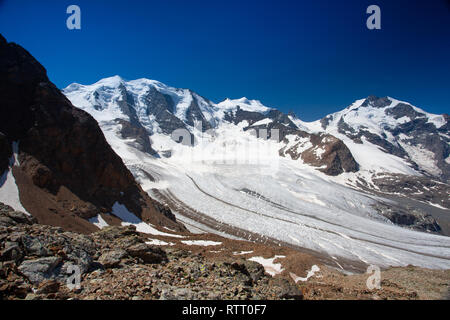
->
[2,204,447,300]
[372,202,441,233]
[0,132,11,175]
[0,34,185,233]
[233,107,359,176]
[224,106,266,125]
[144,86,188,135]
[281,131,359,176]
[0,203,303,300]
[369,173,450,209]
[115,119,156,155]
[185,92,213,131]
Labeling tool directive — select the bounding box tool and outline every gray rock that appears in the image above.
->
[270,278,303,300]
[0,215,17,227]
[160,287,196,300]
[25,293,41,300]
[126,243,167,264]
[0,241,23,262]
[18,256,62,284]
[7,211,36,225]
[35,279,60,294]
[21,235,50,257]
[98,249,128,268]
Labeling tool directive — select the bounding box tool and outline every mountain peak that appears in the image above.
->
[95,75,125,87]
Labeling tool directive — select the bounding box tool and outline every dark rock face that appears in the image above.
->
[0,132,11,175]
[246,120,297,142]
[281,131,359,176]
[0,34,185,233]
[372,202,441,233]
[144,86,187,135]
[320,115,333,130]
[266,110,297,129]
[116,119,156,155]
[117,83,140,124]
[385,103,424,120]
[224,106,265,125]
[337,116,409,159]
[390,118,449,181]
[360,95,391,108]
[185,93,212,132]
[369,173,450,209]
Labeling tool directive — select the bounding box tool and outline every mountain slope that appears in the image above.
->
[63,76,450,270]
[0,34,185,234]
[294,96,449,182]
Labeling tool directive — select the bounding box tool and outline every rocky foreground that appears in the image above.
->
[0,202,449,300]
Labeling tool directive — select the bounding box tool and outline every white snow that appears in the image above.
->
[216,97,271,114]
[88,214,109,229]
[313,146,326,159]
[0,142,28,214]
[146,239,174,246]
[111,202,183,237]
[251,118,273,126]
[289,265,320,282]
[248,255,285,276]
[233,250,254,255]
[180,240,222,246]
[398,141,442,176]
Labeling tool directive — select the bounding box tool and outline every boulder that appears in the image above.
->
[126,243,167,264]
[98,249,128,268]
[18,256,62,284]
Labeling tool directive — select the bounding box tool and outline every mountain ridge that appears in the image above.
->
[63,76,449,183]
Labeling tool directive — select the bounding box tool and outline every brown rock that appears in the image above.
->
[0,33,186,234]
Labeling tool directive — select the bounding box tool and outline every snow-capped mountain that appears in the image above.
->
[64,77,449,183]
[62,76,450,270]
[294,96,449,182]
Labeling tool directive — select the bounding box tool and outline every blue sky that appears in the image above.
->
[0,0,449,120]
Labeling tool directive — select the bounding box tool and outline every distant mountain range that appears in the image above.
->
[60,75,450,269]
[1,34,449,275]
[64,75,449,184]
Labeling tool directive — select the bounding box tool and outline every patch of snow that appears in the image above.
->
[146,239,174,246]
[313,146,326,159]
[88,214,109,229]
[0,143,28,214]
[289,265,320,282]
[251,118,273,126]
[216,97,271,114]
[248,255,285,276]
[111,202,183,237]
[181,240,222,246]
[398,141,442,176]
[233,250,254,255]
